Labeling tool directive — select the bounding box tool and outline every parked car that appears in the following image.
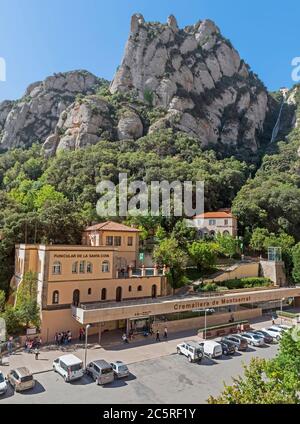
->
[53,354,84,382]
[276,324,292,331]
[7,367,35,392]
[199,340,223,359]
[177,341,204,362]
[0,371,7,395]
[252,330,274,344]
[219,339,237,356]
[86,360,114,385]
[110,361,129,379]
[240,332,265,347]
[221,335,248,351]
[261,326,284,341]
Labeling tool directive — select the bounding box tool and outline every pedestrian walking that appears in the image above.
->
[34,347,40,360]
[156,330,160,342]
[163,327,168,339]
[240,323,244,332]
[237,323,241,333]
[122,333,129,344]
[272,315,276,325]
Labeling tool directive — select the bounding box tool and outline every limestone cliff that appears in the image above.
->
[110,14,273,152]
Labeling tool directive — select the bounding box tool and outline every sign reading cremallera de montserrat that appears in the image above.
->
[173,296,251,311]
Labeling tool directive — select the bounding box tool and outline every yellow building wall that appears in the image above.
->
[205,262,260,283]
[47,249,115,282]
[46,276,162,306]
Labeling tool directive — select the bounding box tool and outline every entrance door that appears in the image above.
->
[73,289,80,307]
[116,286,122,302]
[152,284,157,298]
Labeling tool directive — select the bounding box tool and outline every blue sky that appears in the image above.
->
[0,0,299,101]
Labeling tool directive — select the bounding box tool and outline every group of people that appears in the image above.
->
[54,331,72,346]
[122,327,168,344]
[24,337,41,353]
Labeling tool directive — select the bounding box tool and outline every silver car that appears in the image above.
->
[110,361,130,378]
[240,332,265,347]
[86,360,114,385]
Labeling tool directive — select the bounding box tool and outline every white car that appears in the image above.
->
[177,341,204,362]
[276,324,292,331]
[0,372,7,395]
[53,354,84,382]
[261,326,284,341]
[240,332,265,347]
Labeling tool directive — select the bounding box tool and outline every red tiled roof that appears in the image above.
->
[84,221,141,232]
[193,210,235,219]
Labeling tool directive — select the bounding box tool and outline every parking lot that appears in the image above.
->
[0,341,278,404]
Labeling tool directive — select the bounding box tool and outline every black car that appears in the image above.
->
[219,340,236,356]
[253,330,273,344]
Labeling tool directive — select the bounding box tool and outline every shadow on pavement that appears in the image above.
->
[20,381,46,396]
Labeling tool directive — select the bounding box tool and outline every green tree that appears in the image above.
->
[16,271,40,328]
[153,237,188,289]
[188,241,218,273]
[208,357,298,404]
[216,233,238,258]
[0,290,6,312]
[292,243,300,283]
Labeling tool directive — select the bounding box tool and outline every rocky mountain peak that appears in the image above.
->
[0,70,102,150]
[110,14,272,153]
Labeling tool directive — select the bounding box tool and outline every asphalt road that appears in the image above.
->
[0,342,278,404]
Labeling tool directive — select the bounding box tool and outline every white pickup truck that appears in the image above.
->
[176,341,204,363]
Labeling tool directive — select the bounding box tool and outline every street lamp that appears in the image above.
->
[84,324,91,369]
[280,298,285,324]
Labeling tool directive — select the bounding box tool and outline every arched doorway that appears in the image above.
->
[116,287,122,302]
[152,284,157,298]
[73,289,80,307]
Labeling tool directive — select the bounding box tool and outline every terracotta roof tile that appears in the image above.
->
[84,221,141,232]
[193,211,235,219]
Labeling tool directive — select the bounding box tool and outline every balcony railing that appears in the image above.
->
[117,267,165,278]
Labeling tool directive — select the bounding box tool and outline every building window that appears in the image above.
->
[128,285,132,292]
[101,288,107,301]
[52,291,59,304]
[114,236,121,246]
[223,230,230,236]
[128,237,133,246]
[102,261,110,273]
[79,261,85,273]
[106,236,113,246]
[224,219,229,225]
[73,289,80,307]
[72,262,78,274]
[209,219,216,226]
[87,262,93,273]
[88,288,92,295]
[52,261,61,275]
[138,285,142,292]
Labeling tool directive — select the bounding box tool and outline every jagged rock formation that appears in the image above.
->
[110,14,272,152]
[0,71,102,149]
[0,14,282,156]
[43,96,115,156]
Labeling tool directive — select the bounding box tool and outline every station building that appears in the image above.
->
[12,221,300,343]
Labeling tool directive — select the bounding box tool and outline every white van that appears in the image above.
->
[53,354,84,382]
[199,340,223,359]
